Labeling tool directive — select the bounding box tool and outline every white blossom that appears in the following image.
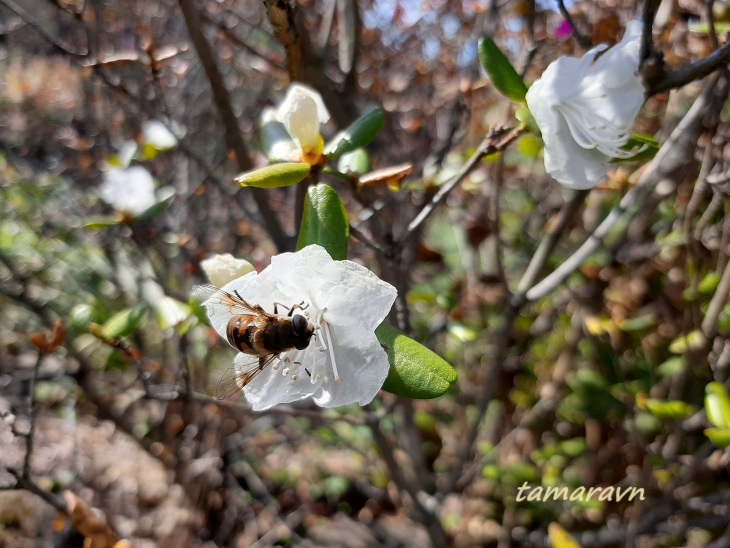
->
[525,20,645,190]
[275,84,330,164]
[142,120,177,151]
[198,245,397,411]
[99,165,157,216]
[156,296,189,329]
[200,253,255,288]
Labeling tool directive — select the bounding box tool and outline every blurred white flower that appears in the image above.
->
[142,120,177,151]
[200,253,255,288]
[156,296,189,329]
[526,20,645,190]
[197,244,397,411]
[99,165,157,216]
[275,84,330,164]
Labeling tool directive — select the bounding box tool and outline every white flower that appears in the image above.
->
[525,20,645,190]
[200,253,255,288]
[198,245,397,411]
[275,84,330,164]
[156,296,190,329]
[99,165,157,215]
[142,120,177,151]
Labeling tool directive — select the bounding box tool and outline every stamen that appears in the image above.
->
[321,321,341,383]
[292,374,298,381]
[282,367,290,376]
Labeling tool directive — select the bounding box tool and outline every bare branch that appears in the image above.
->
[178,0,290,250]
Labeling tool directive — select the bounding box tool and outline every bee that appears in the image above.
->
[193,284,316,398]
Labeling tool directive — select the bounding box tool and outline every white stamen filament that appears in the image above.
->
[321,321,341,383]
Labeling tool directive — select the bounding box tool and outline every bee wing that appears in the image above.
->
[193,284,267,333]
[215,353,278,400]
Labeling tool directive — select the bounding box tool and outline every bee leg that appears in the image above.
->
[305,367,311,377]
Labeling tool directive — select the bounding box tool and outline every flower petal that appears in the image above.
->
[276,84,330,152]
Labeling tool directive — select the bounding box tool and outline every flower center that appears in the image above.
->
[555,100,636,158]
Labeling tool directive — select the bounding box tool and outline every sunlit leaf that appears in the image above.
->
[478,38,529,103]
[377,322,457,399]
[235,162,311,189]
[325,107,384,160]
[296,184,349,260]
[705,382,730,429]
[100,304,147,339]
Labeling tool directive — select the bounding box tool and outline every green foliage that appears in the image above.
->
[234,162,311,188]
[478,38,528,103]
[100,303,148,339]
[377,322,457,399]
[324,108,385,160]
[296,184,349,260]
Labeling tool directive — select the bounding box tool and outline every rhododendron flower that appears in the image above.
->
[526,20,645,190]
[142,120,177,151]
[275,84,330,165]
[201,253,255,288]
[99,165,157,215]
[195,245,397,411]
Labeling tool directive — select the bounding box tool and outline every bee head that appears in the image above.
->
[292,314,315,349]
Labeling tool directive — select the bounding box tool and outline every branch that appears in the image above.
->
[399,125,525,243]
[646,40,730,96]
[263,0,304,82]
[513,189,590,304]
[178,0,290,250]
[0,0,87,56]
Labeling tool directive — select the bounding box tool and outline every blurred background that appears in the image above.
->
[2,0,730,546]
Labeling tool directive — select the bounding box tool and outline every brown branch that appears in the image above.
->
[263,0,304,82]
[178,0,290,250]
[399,125,526,243]
[646,40,730,96]
[0,0,87,56]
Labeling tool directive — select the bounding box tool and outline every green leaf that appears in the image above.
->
[325,108,384,160]
[689,22,730,34]
[261,119,300,162]
[377,322,457,399]
[658,356,686,377]
[705,382,730,429]
[84,217,121,230]
[612,134,660,163]
[669,330,706,353]
[337,148,371,176]
[101,303,147,339]
[296,184,349,260]
[645,398,695,420]
[704,428,730,447]
[478,38,529,103]
[699,272,721,294]
[235,162,311,189]
[516,106,540,136]
[135,188,175,221]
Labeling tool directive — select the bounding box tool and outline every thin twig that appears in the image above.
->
[647,40,730,96]
[513,189,589,304]
[0,0,87,56]
[178,0,290,250]
[400,125,525,243]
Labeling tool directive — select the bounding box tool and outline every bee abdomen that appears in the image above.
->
[227,317,257,354]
